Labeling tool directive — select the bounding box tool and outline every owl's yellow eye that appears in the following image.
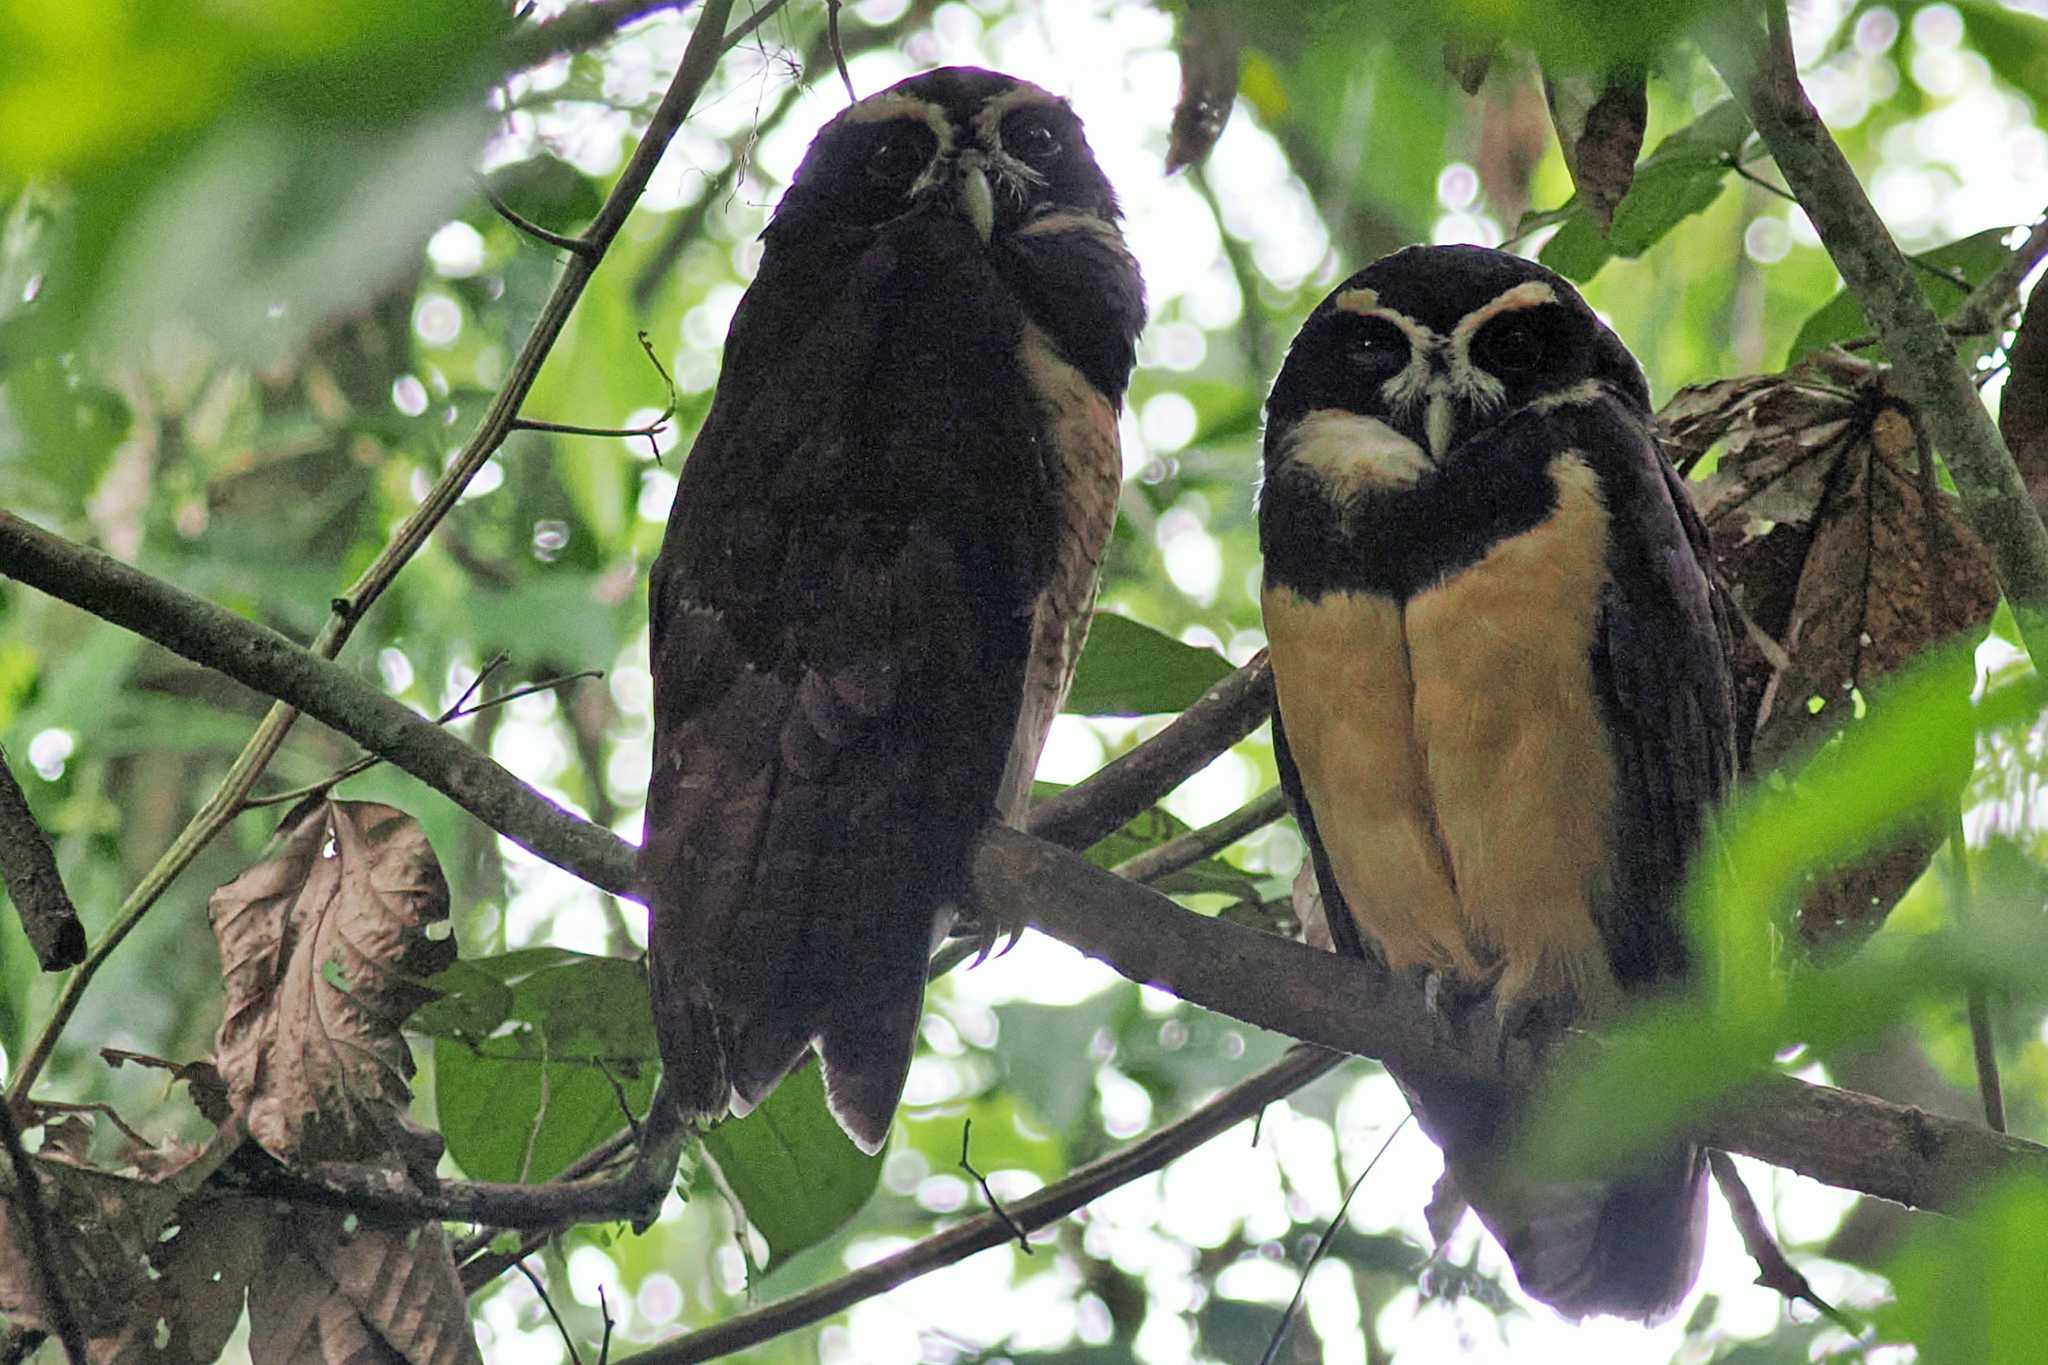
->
[867,134,928,186]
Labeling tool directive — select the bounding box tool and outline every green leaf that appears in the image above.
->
[1787,225,2018,364]
[1529,655,2048,1178]
[424,950,659,1183]
[702,1061,884,1270]
[1884,1175,2048,1364]
[1539,100,1751,282]
[1957,1,2048,110]
[6,0,507,361]
[901,1091,1064,1180]
[1064,612,1232,717]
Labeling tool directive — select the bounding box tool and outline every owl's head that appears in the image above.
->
[774,67,1120,243]
[1266,245,1648,469]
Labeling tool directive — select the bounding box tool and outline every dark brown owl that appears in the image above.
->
[638,67,1145,1153]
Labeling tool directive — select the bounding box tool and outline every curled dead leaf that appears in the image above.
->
[1662,372,2000,952]
[210,800,454,1181]
[1165,5,1241,174]
[250,1211,482,1365]
[1543,66,1645,234]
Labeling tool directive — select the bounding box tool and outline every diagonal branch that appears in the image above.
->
[638,1047,1345,1364]
[0,751,84,970]
[1024,655,1275,851]
[1700,6,2048,657]
[7,515,2045,1222]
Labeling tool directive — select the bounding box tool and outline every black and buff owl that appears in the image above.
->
[1258,245,1735,1319]
[638,68,1145,1154]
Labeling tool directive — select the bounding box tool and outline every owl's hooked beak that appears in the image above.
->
[955,151,995,243]
[1424,393,1454,462]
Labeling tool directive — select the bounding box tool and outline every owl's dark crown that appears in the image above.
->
[773,66,1120,237]
[1266,245,1649,443]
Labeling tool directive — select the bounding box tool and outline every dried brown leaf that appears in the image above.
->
[1543,66,1646,233]
[249,1210,482,1365]
[0,1158,180,1355]
[2000,267,2048,512]
[210,800,454,1181]
[1165,5,1240,174]
[38,1111,95,1165]
[1663,375,2000,950]
[1473,64,1550,231]
[101,1049,233,1125]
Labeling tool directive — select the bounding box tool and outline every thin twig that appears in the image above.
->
[959,1119,1031,1254]
[1258,1113,1411,1365]
[637,1046,1343,1364]
[1707,1150,1861,1334]
[1725,155,1797,203]
[825,0,857,102]
[517,1259,585,1365]
[597,1285,616,1365]
[1950,211,2048,337]
[0,1104,90,1364]
[513,332,677,461]
[0,749,84,970]
[517,1033,554,1185]
[484,185,597,258]
[1944,808,2006,1132]
[1110,786,1289,885]
[27,1100,152,1152]
[1025,653,1275,852]
[238,665,600,812]
[0,0,746,1106]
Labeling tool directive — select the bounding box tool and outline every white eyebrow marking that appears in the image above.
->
[838,94,956,148]
[1442,280,1560,413]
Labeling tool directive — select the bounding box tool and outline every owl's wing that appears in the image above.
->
[639,222,1052,1153]
[1582,398,1738,991]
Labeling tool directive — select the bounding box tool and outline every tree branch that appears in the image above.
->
[8,516,2046,1220]
[0,750,84,970]
[1701,7,2048,655]
[0,0,741,1105]
[1024,654,1275,851]
[638,1046,1345,1364]
[503,0,689,72]
[0,513,635,901]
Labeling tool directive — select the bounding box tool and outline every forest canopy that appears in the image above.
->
[3,0,2048,1361]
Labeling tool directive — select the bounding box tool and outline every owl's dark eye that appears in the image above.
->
[1346,318,1408,369]
[867,133,930,186]
[1007,118,1062,163]
[1477,317,1546,376]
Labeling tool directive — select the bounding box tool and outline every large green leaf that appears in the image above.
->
[1064,612,1233,717]
[1787,226,2018,364]
[1538,100,1752,283]
[422,949,659,1183]
[702,1061,884,1271]
[3,0,506,362]
[1884,1175,2048,1364]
